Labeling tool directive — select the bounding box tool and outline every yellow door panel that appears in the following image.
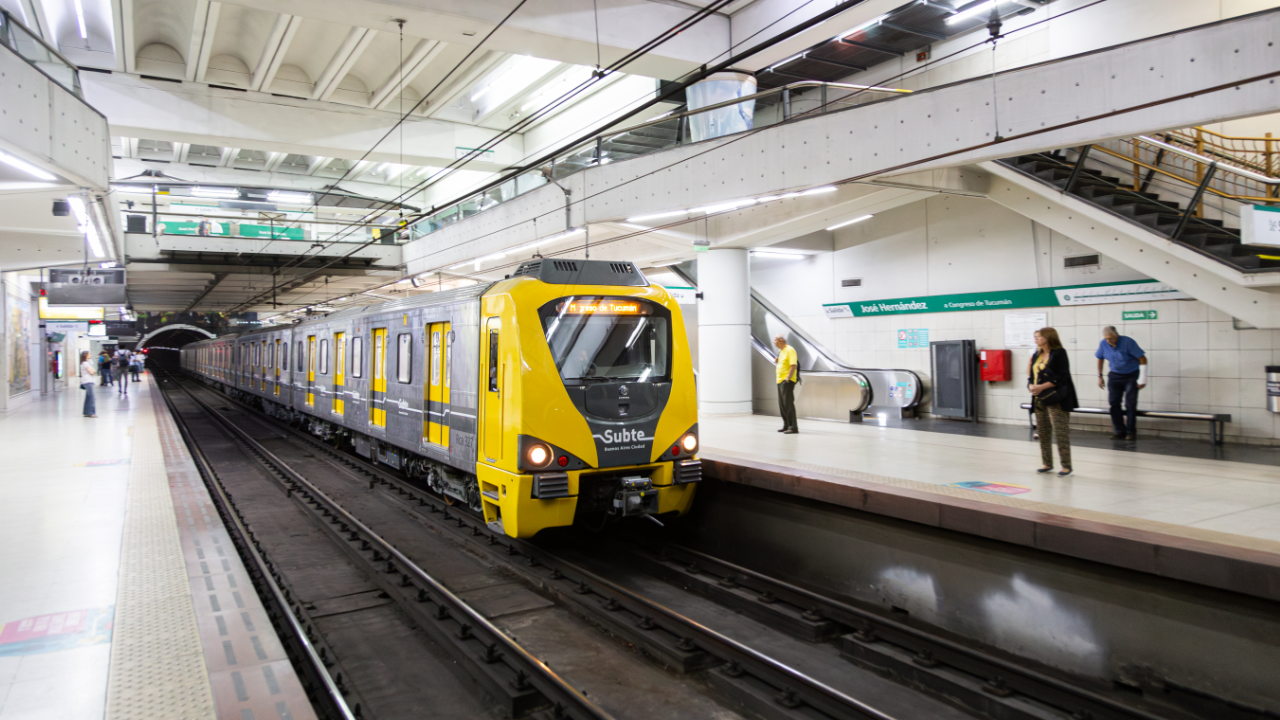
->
[426,324,442,445]
[481,319,502,461]
[371,328,386,428]
[306,336,316,407]
[441,322,451,450]
[333,332,345,415]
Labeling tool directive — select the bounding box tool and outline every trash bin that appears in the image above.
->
[1268,366,1280,413]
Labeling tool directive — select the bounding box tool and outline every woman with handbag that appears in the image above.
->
[1028,327,1077,477]
[79,350,98,418]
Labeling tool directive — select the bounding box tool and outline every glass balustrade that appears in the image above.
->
[127,211,419,245]
[412,81,909,238]
[0,10,82,98]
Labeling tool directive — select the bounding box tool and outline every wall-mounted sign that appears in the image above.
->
[1122,310,1158,321]
[665,287,697,305]
[1004,312,1047,349]
[824,280,1187,318]
[897,328,929,348]
[1241,204,1280,247]
[46,321,88,335]
[38,298,104,320]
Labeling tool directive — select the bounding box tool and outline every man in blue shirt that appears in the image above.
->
[1096,326,1148,440]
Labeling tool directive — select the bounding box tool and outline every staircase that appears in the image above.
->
[999,132,1280,272]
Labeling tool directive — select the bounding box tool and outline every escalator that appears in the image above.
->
[657,264,923,423]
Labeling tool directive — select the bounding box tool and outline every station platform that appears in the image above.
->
[700,414,1280,601]
[0,377,312,720]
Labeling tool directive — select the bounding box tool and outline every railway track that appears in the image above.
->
[161,369,1200,720]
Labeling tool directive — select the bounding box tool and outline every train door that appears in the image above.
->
[333,332,345,416]
[273,339,281,396]
[370,328,387,428]
[481,319,502,461]
[306,335,316,407]
[425,322,451,447]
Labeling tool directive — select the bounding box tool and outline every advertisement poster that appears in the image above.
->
[8,294,32,396]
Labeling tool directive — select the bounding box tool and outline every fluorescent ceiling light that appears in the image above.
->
[267,190,311,204]
[838,14,886,38]
[751,250,805,259]
[800,186,838,196]
[471,56,560,113]
[67,196,88,225]
[192,186,239,198]
[626,209,690,223]
[826,214,873,231]
[0,151,57,181]
[947,0,1001,24]
[693,198,757,214]
[73,0,87,38]
[769,52,807,71]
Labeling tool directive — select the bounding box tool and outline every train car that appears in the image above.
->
[182,259,701,537]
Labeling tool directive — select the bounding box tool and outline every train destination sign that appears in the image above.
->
[558,299,653,315]
[823,280,1188,318]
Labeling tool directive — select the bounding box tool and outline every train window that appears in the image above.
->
[538,297,671,384]
[396,334,412,383]
[296,341,303,372]
[352,337,364,377]
[281,343,288,369]
[319,339,329,374]
[488,331,499,392]
[266,343,273,369]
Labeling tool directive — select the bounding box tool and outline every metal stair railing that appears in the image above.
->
[1091,132,1280,211]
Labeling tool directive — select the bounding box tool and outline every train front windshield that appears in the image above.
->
[539,297,671,384]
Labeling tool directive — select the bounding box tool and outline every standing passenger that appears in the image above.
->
[1028,327,1077,477]
[130,352,142,381]
[98,350,114,387]
[774,335,799,434]
[1095,326,1147,440]
[115,348,131,395]
[80,351,97,418]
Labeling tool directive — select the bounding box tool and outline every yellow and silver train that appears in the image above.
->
[182,259,700,537]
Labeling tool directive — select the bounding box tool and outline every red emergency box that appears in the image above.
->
[979,349,1012,382]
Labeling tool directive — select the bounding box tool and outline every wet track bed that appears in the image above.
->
[160,371,1280,720]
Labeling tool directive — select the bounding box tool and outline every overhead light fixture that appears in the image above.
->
[751,250,805,260]
[693,198,757,214]
[626,209,690,223]
[768,51,808,72]
[73,0,87,38]
[800,186,838,196]
[191,186,239,199]
[67,198,104,259]
[947,0,1001,24]
[267,190,311,204]
[838,14,887,39]
[0,151,57,181]
[512,227,584,254]
[826,214,873,231]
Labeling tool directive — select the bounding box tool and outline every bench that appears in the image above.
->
[1018,403,1232,445]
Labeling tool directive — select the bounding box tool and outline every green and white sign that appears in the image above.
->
[1122,310,1158,321]
[823,280,1187,318]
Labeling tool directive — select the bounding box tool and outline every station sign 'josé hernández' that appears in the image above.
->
[822,280,1188,318]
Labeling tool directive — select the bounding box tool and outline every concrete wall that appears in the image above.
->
[749,196,1280,444]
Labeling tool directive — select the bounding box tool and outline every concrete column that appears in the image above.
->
[696,248,752,415]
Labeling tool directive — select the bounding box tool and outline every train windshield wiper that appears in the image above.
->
[576,375,617,382]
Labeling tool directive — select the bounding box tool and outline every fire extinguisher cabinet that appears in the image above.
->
[980,349,1012,382]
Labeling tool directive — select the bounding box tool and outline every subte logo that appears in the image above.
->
[596,428,648,445]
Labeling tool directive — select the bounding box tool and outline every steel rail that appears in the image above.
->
[155,375,357,720]
[197,380,902,720]
[165,374,616,720]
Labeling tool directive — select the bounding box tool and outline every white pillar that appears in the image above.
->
[697,248,752,415]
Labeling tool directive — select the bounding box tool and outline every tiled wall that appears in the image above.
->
[786,298,1280,444]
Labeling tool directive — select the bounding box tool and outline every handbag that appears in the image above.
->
[1031,351,1064,406]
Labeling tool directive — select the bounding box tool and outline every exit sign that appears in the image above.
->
[1122,310,1158,321]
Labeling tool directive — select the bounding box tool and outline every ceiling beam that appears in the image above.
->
[312,27,377,102]
[113,0,136,73]
[370,39,444,110]
[218,147,240,168]
[173,142,190,163]
[305,156,330,175]
[251,13,303,92]
[264,152,288,172]
[186,0,222,83]
[184,273,227,311]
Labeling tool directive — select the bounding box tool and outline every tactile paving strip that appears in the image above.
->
[106,380,218,720]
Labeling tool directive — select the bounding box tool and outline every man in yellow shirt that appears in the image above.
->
[774,335,799,434]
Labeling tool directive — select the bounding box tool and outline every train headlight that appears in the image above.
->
[680,433,698,453]
[526,443,552,468]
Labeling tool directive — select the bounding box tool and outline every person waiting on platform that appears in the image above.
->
[1028,327,1077,477]
[130,351,143,381]
[98,350,114,387]
[79,351,98,418]
[1096,326,1147,440]
[774,335,799,434]
[114,348,131,396]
